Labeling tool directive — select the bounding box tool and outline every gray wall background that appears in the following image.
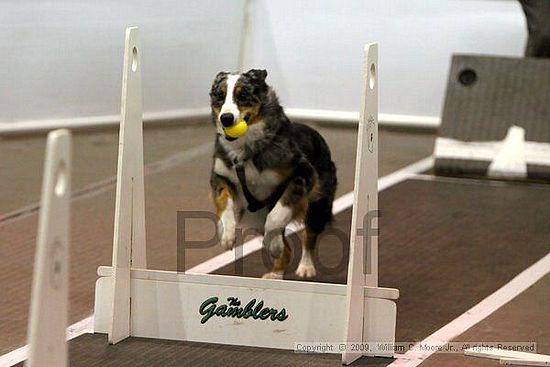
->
[0,0,244,125]
[0,0,526,128]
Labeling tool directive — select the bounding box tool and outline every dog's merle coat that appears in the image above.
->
[209,69,337,278]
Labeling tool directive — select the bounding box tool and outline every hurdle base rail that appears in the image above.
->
[94,266,398,357]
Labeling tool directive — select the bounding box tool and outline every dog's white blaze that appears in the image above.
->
[220,74,240,120]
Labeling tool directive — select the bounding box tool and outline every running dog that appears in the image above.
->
[209,69,337,279]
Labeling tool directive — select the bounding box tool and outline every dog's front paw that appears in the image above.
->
[262,271,283,280]
[218,220,236,250]
[263,233,284,258]
[295,263,316,278]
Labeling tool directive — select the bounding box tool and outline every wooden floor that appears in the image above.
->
[2,122,549,366]
[11,176,550,367]
[0,122,435,356]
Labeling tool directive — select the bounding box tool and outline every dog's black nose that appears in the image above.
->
[220,113,235,127]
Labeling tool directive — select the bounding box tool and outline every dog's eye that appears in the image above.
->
[236,91,254,104]
[210,90,225,103]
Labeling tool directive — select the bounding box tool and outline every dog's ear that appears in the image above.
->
[210,72,228,100]
[244,69,267,84]
[213,71,228,85]
[210,71,228,98]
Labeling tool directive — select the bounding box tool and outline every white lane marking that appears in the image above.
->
[389,251,550,367]
[0,142,213,226]
[0,316,93,367]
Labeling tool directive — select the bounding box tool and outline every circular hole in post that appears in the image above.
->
[49,240,64,289]
[458,68,477,86]
[368,63,376,90]
[54,161,67,197]
[131,47,138,72]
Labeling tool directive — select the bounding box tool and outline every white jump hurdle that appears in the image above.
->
[93,27,398,365]
[25,129,72,367]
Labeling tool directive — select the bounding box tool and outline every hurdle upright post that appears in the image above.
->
[26,129,72,367]
[109,26,147,344]
[342,43,379,365]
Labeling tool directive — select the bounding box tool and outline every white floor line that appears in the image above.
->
[0,316,93,367]
[389,251,550,367]
[0,142,213,226]
[187,156,434,274]
[0,155,434,367]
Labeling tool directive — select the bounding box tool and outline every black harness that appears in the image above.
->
[235,163,291,212]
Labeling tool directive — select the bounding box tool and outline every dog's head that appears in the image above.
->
[209,69,268,132]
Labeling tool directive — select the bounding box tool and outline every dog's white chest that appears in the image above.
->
[213,158,281,202]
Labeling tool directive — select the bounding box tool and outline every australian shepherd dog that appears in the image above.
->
[209,69,337,279]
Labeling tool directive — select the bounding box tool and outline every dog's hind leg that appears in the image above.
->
[262,234,291,279]
[295,227,317,278]
[263,158,315,278]
[296,193,334,278]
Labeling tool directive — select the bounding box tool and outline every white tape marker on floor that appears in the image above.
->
[0,316,93,367]
[389,251,550,367]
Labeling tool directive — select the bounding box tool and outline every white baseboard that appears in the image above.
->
[285,108,440,130]
[0,108,211,135]
[0,107,439,135]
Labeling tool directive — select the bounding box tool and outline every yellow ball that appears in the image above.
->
[224,120,248,138]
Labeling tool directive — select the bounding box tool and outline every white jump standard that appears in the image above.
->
[25,129,72,367]
[94,27,398,365]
